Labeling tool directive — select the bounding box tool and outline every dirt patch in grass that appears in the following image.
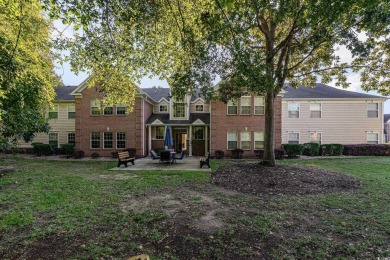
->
[211,163,361,196]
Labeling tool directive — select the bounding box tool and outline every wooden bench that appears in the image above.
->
[117,151,135,167]
[200,153,210,168]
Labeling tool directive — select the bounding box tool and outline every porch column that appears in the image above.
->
[148,125,152,154]
[205,125,208,156]
[189,125,193,156]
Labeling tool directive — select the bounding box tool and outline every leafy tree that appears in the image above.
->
[0,0,59,142]
[44,0,390,166]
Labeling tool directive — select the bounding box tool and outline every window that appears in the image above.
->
[173,103,185,117]
[240,96,251,115]
[227,99,238,115]
[48,106,58,119]
[49,133,58,148]
[310,103,321,118]
[195,105,204,112]
[288,133,299,144]
[367,132,379,144]
[254,96,265,115]
[254,132,264,149]
[288,103,299,118]
[227,132,238,150]
[68,105,75,119]
[155,126,165,139]
[116,104,126,115]
[103,106,113,115]
[310,132,322,144]
[194,126,204,140]
[103,132,113,148]
[67,132,75,145]
[117,132,126,149]
[91,98,101,115]
[159,104,168,112]
[240,131,251,150]
[367,103,378,118]
[91,132,100,148]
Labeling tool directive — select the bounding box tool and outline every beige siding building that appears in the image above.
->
[282,84,387,145]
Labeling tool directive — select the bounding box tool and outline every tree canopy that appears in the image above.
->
[44,0,390,165]
[0,0,59,143]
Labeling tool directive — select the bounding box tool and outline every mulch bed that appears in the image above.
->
[211,163,361,196]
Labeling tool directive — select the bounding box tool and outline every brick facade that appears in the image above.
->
[210,95,282,158]
[75,86,152,157]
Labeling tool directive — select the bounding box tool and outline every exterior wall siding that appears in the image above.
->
[210,95,282,158]
[282,100,384,144]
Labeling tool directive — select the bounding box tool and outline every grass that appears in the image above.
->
[1,155,390,259]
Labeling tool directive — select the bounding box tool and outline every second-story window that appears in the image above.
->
[173,103,185,117]
[288,103,299,118]
[48,106,58,119]
[116,104,126,115]
[68,105,75,119]
[91,98,101,115]
[367,103,378,118]
[227,99,237,115]
[254,96,265,115]
[103,106,113,115]
[240,96,251,115]
[310,103,321,118]
[195,105,204,112]
[159,104,168,112]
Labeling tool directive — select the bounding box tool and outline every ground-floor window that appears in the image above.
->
[227,132,238,150]
[240,131,251,150]
[155,126,165,139]
[194,126,204,140]
[117,132,126,148]
[49,132,58,148]
[367,132,378,144]
[68,132,75,145]
[91,132,100,149]
[254,131,264,149]
[310,132,322,144]
[288,132,299,144]
[104,132,113,149]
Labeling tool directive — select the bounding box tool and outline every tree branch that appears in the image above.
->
[7,2,23,81]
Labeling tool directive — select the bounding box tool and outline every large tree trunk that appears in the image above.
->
[262,88,276,166]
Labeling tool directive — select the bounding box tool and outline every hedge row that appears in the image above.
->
[343,144,390,156]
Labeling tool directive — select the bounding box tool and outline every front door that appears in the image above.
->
[173,127,187,152]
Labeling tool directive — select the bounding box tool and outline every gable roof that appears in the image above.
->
[283,83,385,99]
[146,113,210,125]
[54,85,78,101]
[142,87,207,102]
[384,114,390,124]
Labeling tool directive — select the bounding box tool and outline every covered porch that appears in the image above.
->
[146,114,210,156]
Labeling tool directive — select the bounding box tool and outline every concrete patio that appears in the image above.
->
[109,156,212,171]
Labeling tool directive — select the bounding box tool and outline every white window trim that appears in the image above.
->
[310,102,322,118]
[154,126,165,140]
[116,132,126,149]
[309,132,322,144]
[48,132,59,148]
[48,105,59,119]
[254,131,265,149]
[367,103,379,118]
[240,131,251,150]
[172,102,186,118]
[227,132,238,150]
[103,106,114,116]
[254,96,265,115]
[288,102,300,118]
[116,104,126,115]
[67,132,75,144]
[91,98,101,116]
[90,132,101,149]
[195,104,204,112]
[103,132,113,149]
[67,105,76,119]
[227,99,238,115]
[288,132,300,144]
[366,131,379,144]
[240,96,251,115]
[159,104,168,112]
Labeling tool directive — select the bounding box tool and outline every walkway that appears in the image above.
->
[109,156,212,171]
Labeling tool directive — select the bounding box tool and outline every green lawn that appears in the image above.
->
[0,155,389,259]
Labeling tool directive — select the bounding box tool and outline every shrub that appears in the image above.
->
[124,148,137,157]
[231,148,244,159]
[254,149,285,160]
[303,142,320,156]
[321,144,344,156]
[215,150,224,159]
[61,143,75,158]
[343,144,390,156]
[91,152,100,159]
[31,142,53,156]
[74,150,85,159]
[282,144,304,158]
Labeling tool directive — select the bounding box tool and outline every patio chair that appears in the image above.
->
[173,150,186,163]
[160,150,173,163]
[150,150,160,163]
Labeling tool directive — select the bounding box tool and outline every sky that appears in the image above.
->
[53,21,389,113]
